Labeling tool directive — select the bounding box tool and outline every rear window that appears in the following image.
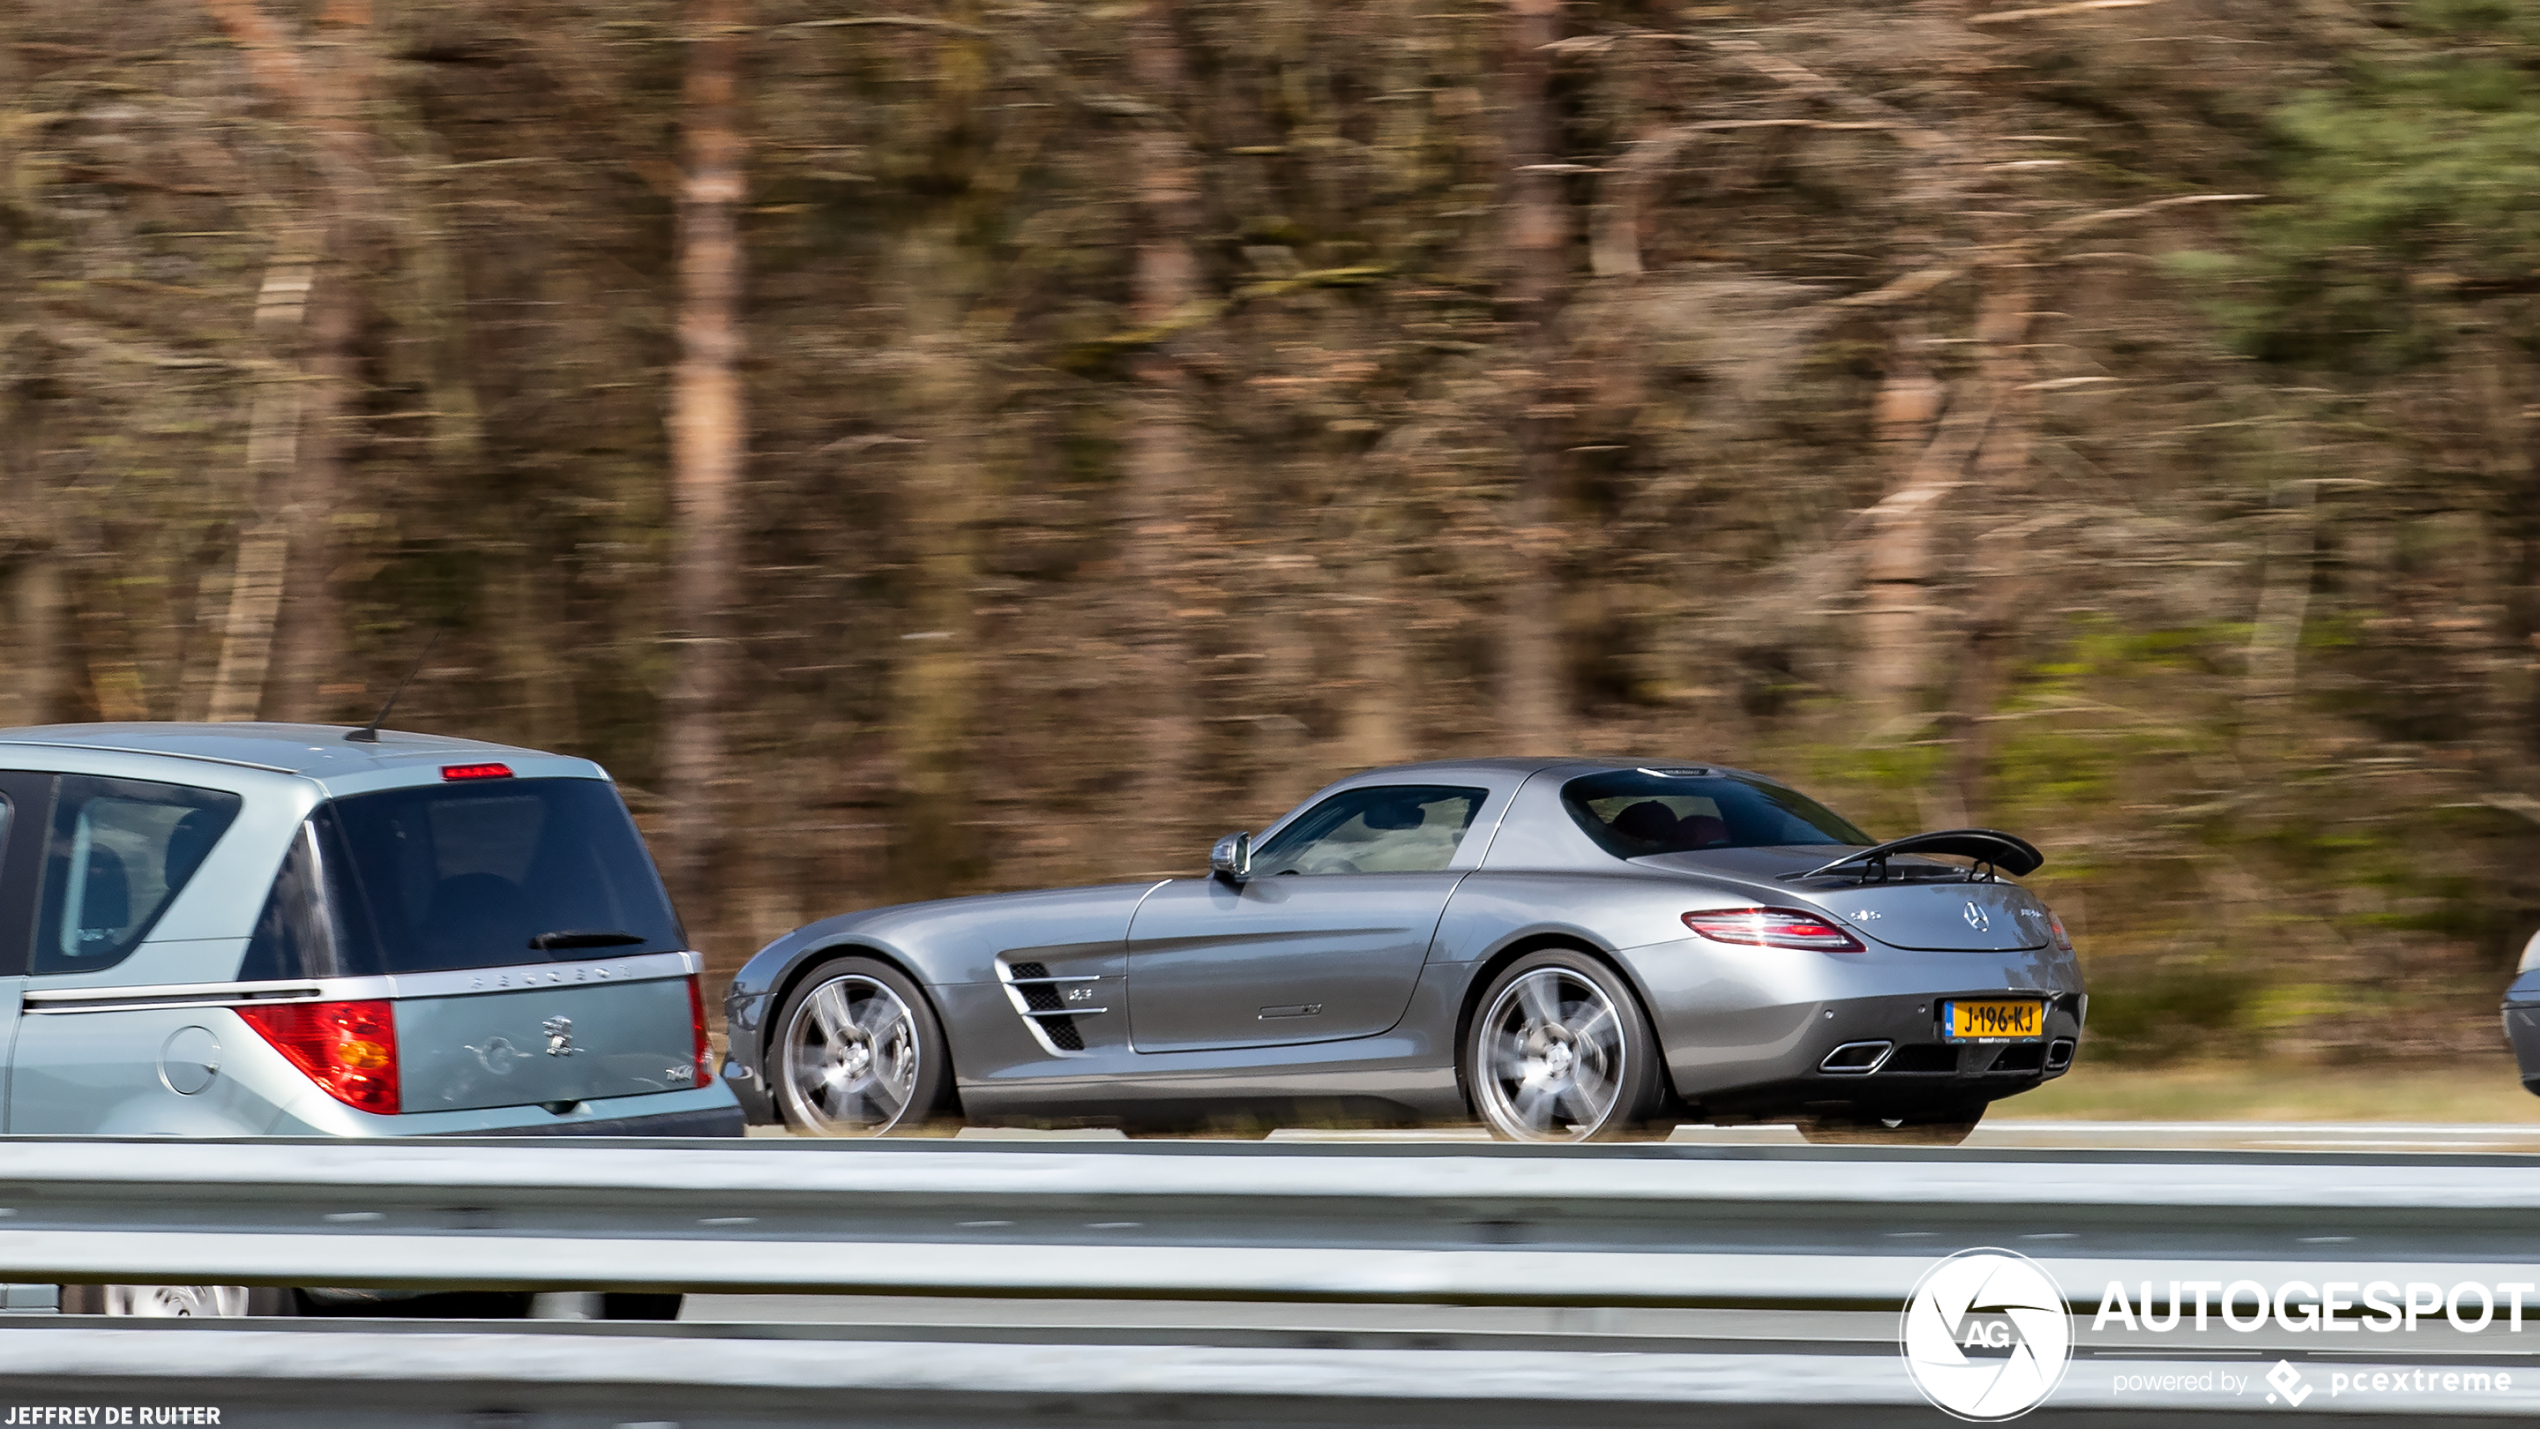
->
[34,775,241,974]
[241,777,683,979]
[1561,769,1872,859]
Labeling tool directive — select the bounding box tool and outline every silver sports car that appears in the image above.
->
[721,758,2086,1143]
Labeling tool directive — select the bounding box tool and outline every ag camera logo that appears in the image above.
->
[1901,1248,2074,1421]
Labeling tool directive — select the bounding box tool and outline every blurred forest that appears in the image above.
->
[5,0,2540,1063]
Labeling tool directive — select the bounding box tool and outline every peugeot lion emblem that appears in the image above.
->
[542,1016,578,1058]
[1963,902,1991,933]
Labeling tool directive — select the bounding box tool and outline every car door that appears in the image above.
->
[0,770,42,1125]
[6,771,249,1135]
[1125,783,1490,1053]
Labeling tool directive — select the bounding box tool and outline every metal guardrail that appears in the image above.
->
[2,1321,2536,1424]
[0,1135,2532,1301]
[0,1136,2535,1420]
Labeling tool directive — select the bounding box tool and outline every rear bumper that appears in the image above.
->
[723,994,780,1124]
[2505,1003,2540,1094]
[268,1082,746,1137]
[432,1104,744,1138]
[1656,983,2085,1121]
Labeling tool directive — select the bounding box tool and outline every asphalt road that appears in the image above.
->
[739,1118,2540,1154]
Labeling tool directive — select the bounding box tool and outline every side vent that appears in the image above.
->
[996,958,1106,1057]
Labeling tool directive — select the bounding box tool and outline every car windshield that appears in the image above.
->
[1561,769,1873,858]
[241,777,684,979]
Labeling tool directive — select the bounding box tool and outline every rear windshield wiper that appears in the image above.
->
[527,929,651,951]
[1779,829,2045,884]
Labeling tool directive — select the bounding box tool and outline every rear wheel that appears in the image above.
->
[525,1291,683,1320]
[773,957,953,1136]
[1797,1100,1986,1146]
[58,1285,294,1317]
[1465,950,1665,1143]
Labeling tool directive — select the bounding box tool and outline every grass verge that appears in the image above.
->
[2006,1057,2537,1123]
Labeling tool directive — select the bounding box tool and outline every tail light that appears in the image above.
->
[1682,907,1865,953]
[2047,909,2074,952]
[238,999,400,1113]
[686,975,713,1082]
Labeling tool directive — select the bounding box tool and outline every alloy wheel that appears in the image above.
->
[780,974,923,1134]
[82,1285,252,1316]
[1474,967,1628,1142]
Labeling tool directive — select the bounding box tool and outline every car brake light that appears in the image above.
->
[1681,907,1866,953]
[686,974,712,1081]
[237,999,401,1113]
[442,762,513,781]
[2047,909,2074,952]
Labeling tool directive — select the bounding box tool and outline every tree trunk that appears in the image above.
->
[267,263,356,722]
[194,0,374,723]
[886,217,982,902]
[1497,0,1569,750]
[1337,581,1409,772]
[1858,260,2033,736]
[1122,0,1203,871]
[0,33,61,728]
[208,250,312,723]
[660,0,750,909]
[1943,257,2039,822]
[0,352,66,731]
[1857,346,1949,733]
[2243,475,2317,736]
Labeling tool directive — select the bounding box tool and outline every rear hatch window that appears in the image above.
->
[1562,769,1873,858]
[243,777,683,979]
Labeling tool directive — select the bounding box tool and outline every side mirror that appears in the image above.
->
[1210,831,1252,883]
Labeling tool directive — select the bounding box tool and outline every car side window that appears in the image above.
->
[33,775,242,975]
[1249,785,1489,876]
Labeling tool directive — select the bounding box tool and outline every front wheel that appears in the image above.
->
[772,957,954,1136]
[1464,950,1665,1143]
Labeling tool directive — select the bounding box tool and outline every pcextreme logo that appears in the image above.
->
[1900,1249,2074,1421]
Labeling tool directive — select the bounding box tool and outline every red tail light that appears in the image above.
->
[1682,907,1866,953]
[687,975,713,1082]
[441,762,513,781]
[2047,909,2074,952]
[238,999,401,1112]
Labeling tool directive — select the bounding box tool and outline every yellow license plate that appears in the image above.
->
[1945,1000,2043,1042]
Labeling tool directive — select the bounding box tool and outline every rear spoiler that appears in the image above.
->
[1781,828,2044,882]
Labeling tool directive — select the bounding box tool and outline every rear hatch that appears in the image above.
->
[241,773,703,1112]
[1639,846,2051,951]
[397,975,701,1112]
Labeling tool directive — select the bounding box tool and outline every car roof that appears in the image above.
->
[1339,755,1766,783]
[0,722,563,779]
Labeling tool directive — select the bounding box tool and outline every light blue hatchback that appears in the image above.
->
[0,723,742,1141]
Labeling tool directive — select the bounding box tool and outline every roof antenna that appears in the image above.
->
[345,624,444,744]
